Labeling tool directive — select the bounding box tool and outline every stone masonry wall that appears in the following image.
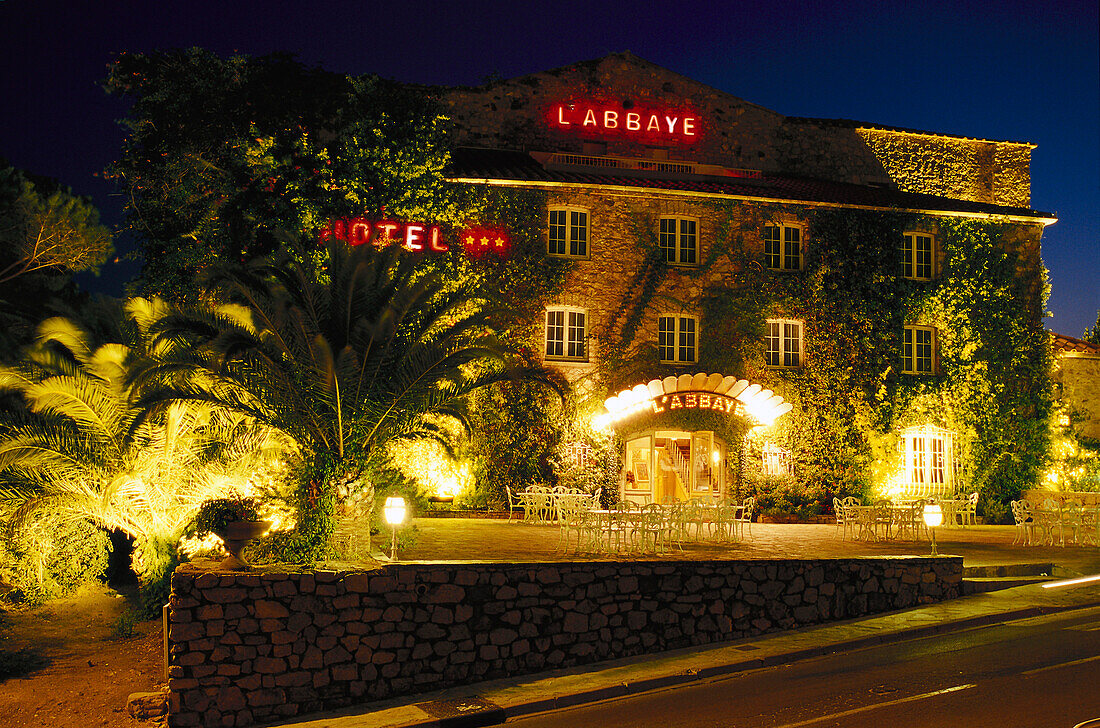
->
[439,52,1033,206]
[534,186,1046,386]
[1056,354,1100,440]
[854,128,1032,207]
[168,557,961,727]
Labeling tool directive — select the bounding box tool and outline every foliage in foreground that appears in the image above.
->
[0,512,109,607]
[137,241,564,563]
[0,298,289,613]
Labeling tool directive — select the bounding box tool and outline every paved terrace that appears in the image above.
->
[396,519,1100,576]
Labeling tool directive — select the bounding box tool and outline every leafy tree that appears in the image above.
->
[0,165,112,284]
[105,49,469,301]
[1085,311,1100,345]
[0,164,113,359]
[134,240,564,561]
[0,298,287,613]
[465,380,566,508]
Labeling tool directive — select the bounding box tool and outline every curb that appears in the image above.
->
[402,596,1100,728]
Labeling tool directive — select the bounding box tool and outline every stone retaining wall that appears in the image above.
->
[167,557,961,726]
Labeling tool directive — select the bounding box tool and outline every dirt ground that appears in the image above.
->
[0,583,164,728]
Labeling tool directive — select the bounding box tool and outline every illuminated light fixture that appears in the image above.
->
[923,503,943,556]
[1041,574,1100,589]
[711,449,721,466]
[591,413,611,433]
[383,496,406,560]
[595,372,791,431]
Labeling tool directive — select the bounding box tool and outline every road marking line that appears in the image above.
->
[770,684,976,728]
[1022,654,1100,675]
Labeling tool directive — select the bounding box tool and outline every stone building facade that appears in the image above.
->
[1053,334,1100,441]
[438,53,1055,506]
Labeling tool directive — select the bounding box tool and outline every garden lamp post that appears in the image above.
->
[383,496,406,560]
[923,502,943,556]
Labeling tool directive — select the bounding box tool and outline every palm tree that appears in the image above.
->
[0,298,290,610]
[136,241,563,560]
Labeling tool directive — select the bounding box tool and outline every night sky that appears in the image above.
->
[2,0,1096,336]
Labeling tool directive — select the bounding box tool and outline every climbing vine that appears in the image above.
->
[579,200,1051,522]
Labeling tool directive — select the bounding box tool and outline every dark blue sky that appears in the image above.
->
[2,0,1096,335]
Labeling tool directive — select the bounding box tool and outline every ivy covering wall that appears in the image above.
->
[523,194,1052,523]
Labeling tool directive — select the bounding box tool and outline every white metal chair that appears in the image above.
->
[834,496,861,540]
[873,499,894,541]
[713,503,740,544]
[505,484,525,522]
[1077,504,1100,546]
[959,492,978,527]
[1011,499,1042,546]
[636,504,669,553]
[737,497,755,540]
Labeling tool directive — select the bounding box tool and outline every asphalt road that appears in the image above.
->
[506,605,1100,728]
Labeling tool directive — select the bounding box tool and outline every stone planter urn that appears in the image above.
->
[215,520,271,570]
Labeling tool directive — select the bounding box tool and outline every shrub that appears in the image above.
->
[740,472,826,520]
[189,496,263,536]
[111,610,139,640]
[0,513,110,607]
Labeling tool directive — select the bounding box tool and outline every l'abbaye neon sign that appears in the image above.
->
[650,391,743,416]
[318,218,509,256]
[548,100,700,143]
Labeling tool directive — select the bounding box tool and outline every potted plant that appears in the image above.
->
[191,496,270,570]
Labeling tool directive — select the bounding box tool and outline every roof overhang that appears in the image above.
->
[448,175,1057,227]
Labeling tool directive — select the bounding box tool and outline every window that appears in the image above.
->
[765,319,803,367]
[898,425,956,497]
[763,224,803,271]
[902,325,936,374]
[545,307,587,361]
[901,232,935,280]
[658,315,697,364]
[564,441,592,470]
[762,443,794,476]
[659,217,698,265]
[548,207,588,257]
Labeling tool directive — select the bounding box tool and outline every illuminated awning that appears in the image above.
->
[592,372,792,431]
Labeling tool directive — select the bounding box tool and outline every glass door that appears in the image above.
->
[624,435,653,504]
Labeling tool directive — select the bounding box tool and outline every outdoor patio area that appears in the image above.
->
[395,518,1100,575]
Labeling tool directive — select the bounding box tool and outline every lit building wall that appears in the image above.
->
[437,53,1054,500]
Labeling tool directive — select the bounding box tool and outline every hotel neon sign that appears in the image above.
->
[548,100,700,143]
[318,218,509,256]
